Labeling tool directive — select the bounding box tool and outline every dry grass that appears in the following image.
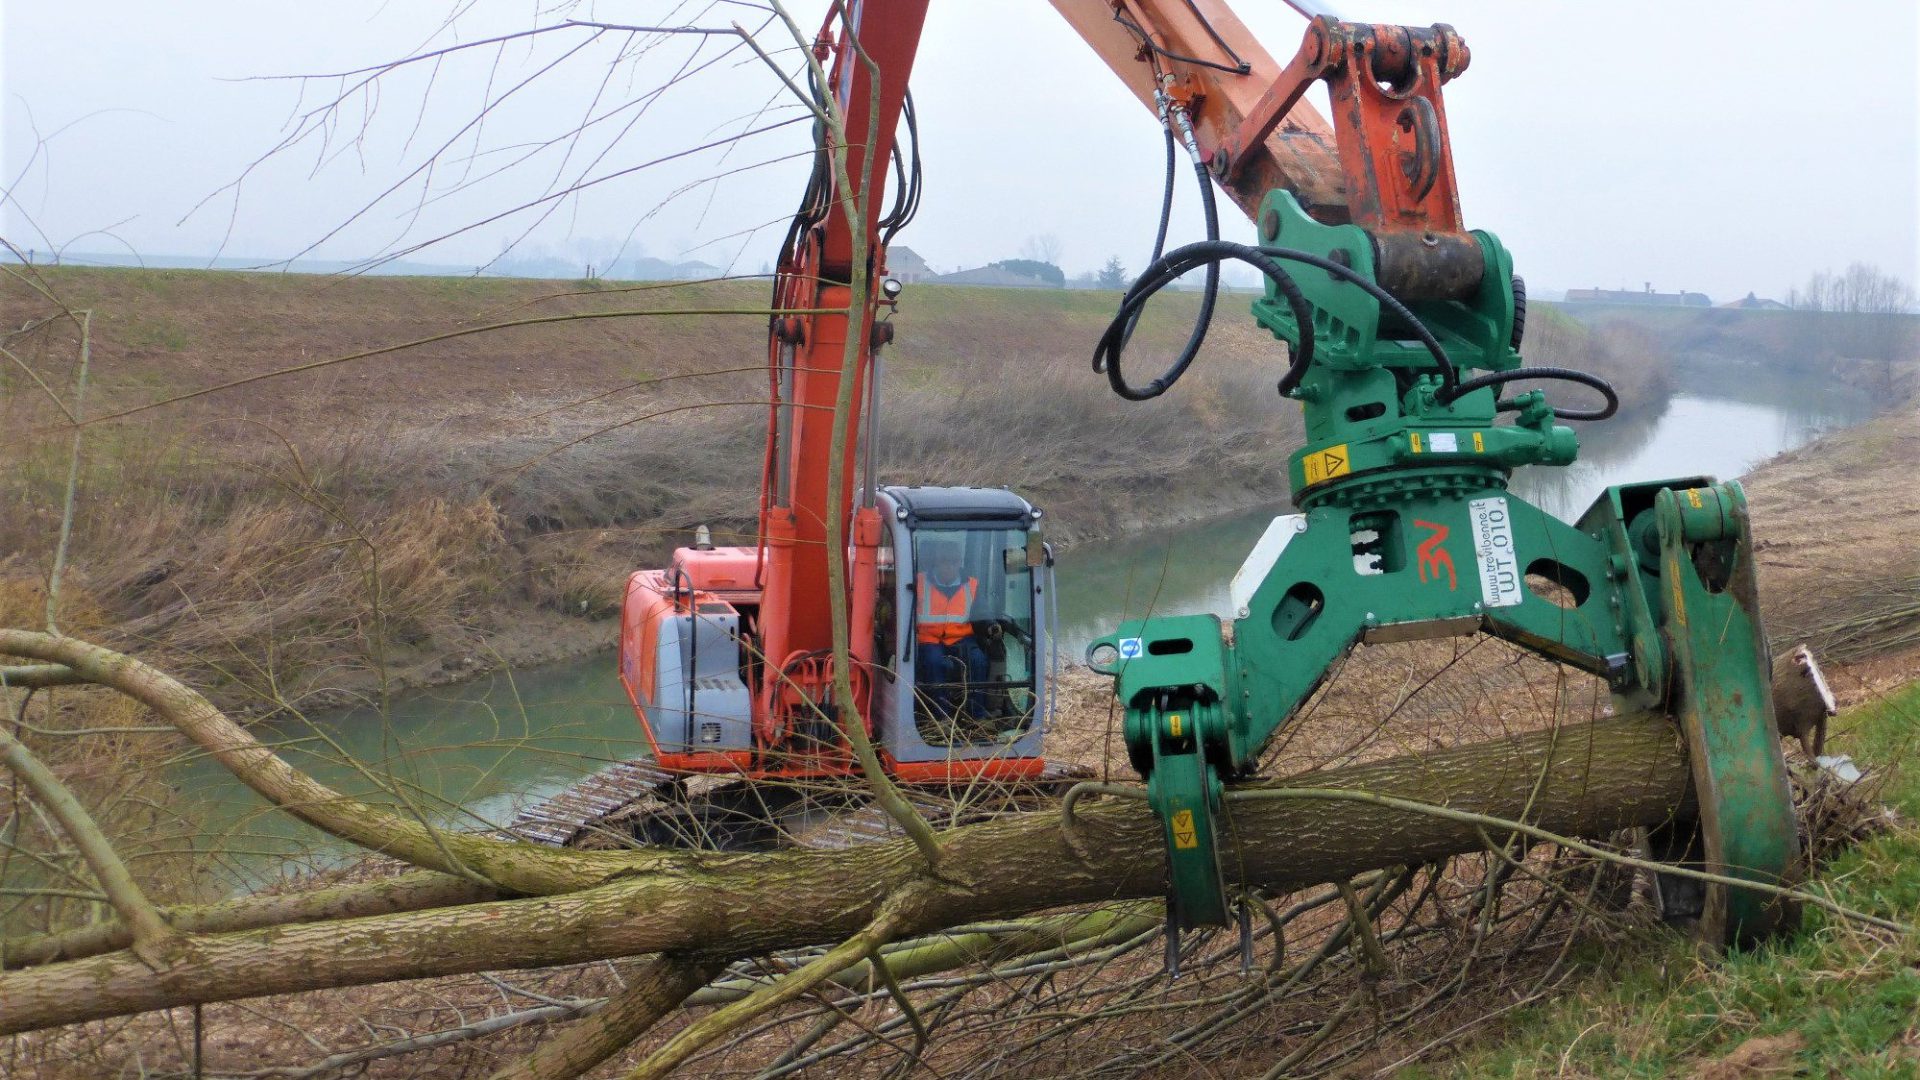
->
[1748,399,1920,663]
[1,423,524,707]
[0,582,207,951]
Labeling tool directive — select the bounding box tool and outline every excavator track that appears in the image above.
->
[506,760,681,847]
[507,759,1094,852]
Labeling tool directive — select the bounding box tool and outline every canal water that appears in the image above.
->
[171,360,1876,882]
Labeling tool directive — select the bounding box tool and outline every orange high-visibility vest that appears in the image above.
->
[916,575,978,644]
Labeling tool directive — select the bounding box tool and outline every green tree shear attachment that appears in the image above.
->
[1089,194,1800,947]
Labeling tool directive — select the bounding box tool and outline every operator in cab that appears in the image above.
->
[915,540,990,722]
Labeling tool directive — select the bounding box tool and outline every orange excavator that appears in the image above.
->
[595,0,1801,952]
[615,0,1431,789]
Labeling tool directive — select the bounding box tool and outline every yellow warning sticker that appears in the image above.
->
[1410,432,1423,454]
[1304,444,1351,485]
[1687,488,1704,509]
[1168,714,1184,739]
[1472,431,1485,453]
[1171,809,1199,850]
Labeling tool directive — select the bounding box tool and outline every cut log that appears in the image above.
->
[0,713,1694,1035]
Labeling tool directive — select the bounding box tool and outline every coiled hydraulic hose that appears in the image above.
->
[1096,236,1619,420]
[1094,97,1222,400]
[1090,68,1615,419]
[1095,239,1315,400]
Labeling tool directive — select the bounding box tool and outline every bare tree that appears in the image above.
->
[1021,232,1064,268]
[1786,262,1918,391]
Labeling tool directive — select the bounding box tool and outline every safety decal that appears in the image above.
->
[1117,637,1144,660]
[1171,809,1199,850]
[1303,444,1350,484]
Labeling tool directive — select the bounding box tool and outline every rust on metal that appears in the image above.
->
[1371,229,1484,300]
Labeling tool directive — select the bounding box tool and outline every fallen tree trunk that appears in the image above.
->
[0,712,1693,1035]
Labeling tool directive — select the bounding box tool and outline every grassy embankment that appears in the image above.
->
[0,266,1661,712]
[1394,398,1920,1076]
[1409,682,1920,1078]
[1559,301,1920,400]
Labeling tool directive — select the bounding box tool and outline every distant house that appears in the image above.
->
[887,246,932,284]
[1719,292,1789,310]
[645,259,719,281]
[1564,284,1711,307]
[928,265,1054,288]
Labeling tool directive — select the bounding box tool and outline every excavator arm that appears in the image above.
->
[1048,0,1346,223]
[1053,0,1480,297]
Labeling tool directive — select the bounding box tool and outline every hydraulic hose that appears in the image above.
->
[1095,240,1316,400]
[1095,119,1180,366]
[1098,241,1620,420]
[1094,107,1224,400]
[1092,146,1618,421]
[1253,249,1618,420]
[1443,366,1620,421]
[1108,121,1180,357]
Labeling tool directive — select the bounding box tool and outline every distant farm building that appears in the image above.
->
[1564,284,1711,307]
[887,246,933,284]
[1719,292,1790,310]
[928,265,1055,288]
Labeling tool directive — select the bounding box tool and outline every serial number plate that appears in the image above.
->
[1468,496,1523,608]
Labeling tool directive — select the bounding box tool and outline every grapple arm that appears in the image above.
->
[1075,8,1802,947]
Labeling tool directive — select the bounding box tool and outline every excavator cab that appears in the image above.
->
[874,486,1051,775]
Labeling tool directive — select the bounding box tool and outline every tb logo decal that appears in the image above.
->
[1414,519,1457,590]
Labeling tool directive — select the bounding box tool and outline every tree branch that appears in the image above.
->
[489,955,723,1080]
[0,664,84,688]
[0,700,176,961]
[626,885,929,1080]
[1,868,496,969]
[0,630,658,894]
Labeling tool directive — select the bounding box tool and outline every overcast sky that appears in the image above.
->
[4,1,1916,301]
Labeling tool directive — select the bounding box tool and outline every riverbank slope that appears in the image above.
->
[0,267,1664,711]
